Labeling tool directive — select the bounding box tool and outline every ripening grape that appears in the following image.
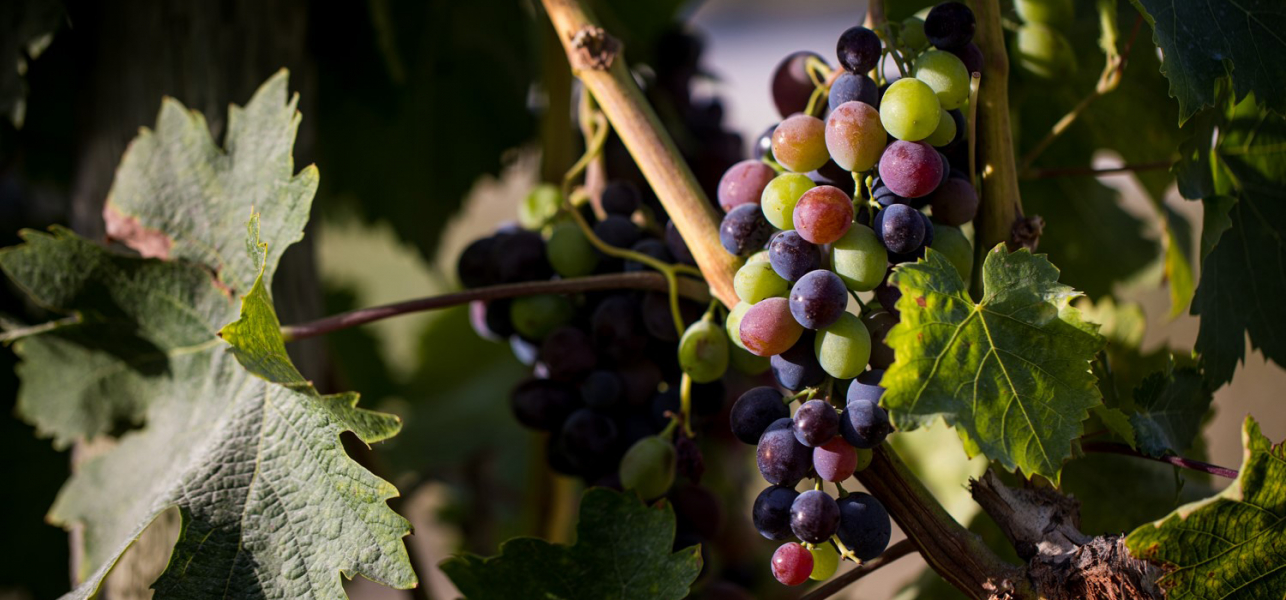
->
[772,51,823,117]
[721,203,775,256]
[1015,0,1074,25]
[928,176,979,225]
[679,320,730,383]
[814,437,859,482]
[1015,22,1077,79]
[730,344,771,375]
[931,226,975,281]
[924,106,957,147]
[725,301,753,350]
[735,261,790,304]
[772,114,830,173]
[901,17,929,50]
[771,542,814,586]
[771,333,827,391]
[547,222,599,278]
[761,173,815,230]
[510,294,573,340]
[815,312,873,379]
[793,186,854,245]
[519,184,562,230]
[753,485,800,540]
[828,73,879,110]
[878,140,944,198]
[925,1,976,50]
[810,543,840,581]
[731,386,790,444]
[757,417,812,484]
[790,489,840,543]
[619,436,677,499]
[825,100,887,173]
[831,224,887,292]
[861,309,898,369]
[875,204,928,254]
[740,297,805,357]
[793,399,840,447]
[789,270,849,330]
[769,230,822,282]
[913,50,970,110]
[718,159,778,212]
[879,78,941,142]
[836,493,892,560]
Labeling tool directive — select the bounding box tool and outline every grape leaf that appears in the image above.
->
[1126,416,1286,598]
[0,73,416,598]
[440,488,702,600]
[884,246,1105,482]
[1130,0,1286,124]
[0,0,61,127]
[1130,366,1213,458]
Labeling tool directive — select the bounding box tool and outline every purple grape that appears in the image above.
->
[929,177,980,226]
[591,294,647,362]
[925,2,976,50]
[862,310,898,369]
[793,398,840,447]
[836,492,891,560]
[665,220,697,266]
[771,333,827,391]
[718,159,777,212]
[789,270,849,330]
[769,230,822,282]
[457,236,498,288]
[828,72,880,109]
[492,230,552,283]
[771,51,823,117]
[511,379,580,431]
[837,26,882,74]
[874,204,927,254]
[581,369,624,410]
[731,386,791,444]
[757,417,812,485]
[846,374,885,405]
[539,326,597,381]
[950,42,985,75]
[878,140,944,199]
[626,238,673,272]
[814,437,859,482]
[560,408,620,473]
[871,176,909,207]
[601,181,641,215]
[840,395,892,449]
[753,485,800,540]
[721,203,775,256]
[593,215,642,250]
[790,489,840,544]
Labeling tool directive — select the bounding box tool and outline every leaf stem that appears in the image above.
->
[799,539,915,600]
[0,315,81,343]
[1081,441,1239,479]
[278,273,711,342]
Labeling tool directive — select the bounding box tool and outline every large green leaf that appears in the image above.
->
[441,488,702,600]
[1126,416,1286,598]
[884,246,1105,482]
[1130,0,1286,123]
[1129,366,1213,458]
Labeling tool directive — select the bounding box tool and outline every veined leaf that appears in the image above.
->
[884,246,1105,482]
[441,488,702,600]
[1126,416,1286,598]
[1130,366,1213,458]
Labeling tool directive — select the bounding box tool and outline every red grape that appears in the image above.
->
[792,185,854,245]
[878,140,943,199]
[814,437,859,482]
[718,160,777,212]
[771,542,814,586]
[739,297,804,357]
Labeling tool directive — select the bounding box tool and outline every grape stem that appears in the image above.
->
[800,539,915,600]
[277,273,710,342]
[1081,441,1239,479]
[678,373,695,438]
[1021,160,1173,179]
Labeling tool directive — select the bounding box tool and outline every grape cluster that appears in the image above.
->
[725,3,981,586]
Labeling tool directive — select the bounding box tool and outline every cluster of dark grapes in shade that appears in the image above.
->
[721,2,983,586]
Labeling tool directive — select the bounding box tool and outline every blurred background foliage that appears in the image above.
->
[1,0,1281,599]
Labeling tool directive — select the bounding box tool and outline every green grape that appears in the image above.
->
[1014,23,1076,80]
[730,344,771,375]
[809,543,840,581]
[619,436,676,500]
[924,106,957,147]
[1015,0,1073,25]
[726,301,752,350]
[855,447,874,472]
[519,184,562,230]
[747,249,771,264]
[913,50,970,110]
[814,312,872,379]
[509,294,573,340]
[901,17,928,50]
[831,224,887,292]
[761,173,815,230]
[679,320,730,383]
[735,261,790,303]
[546,221,598,278]
[879,78,941,142]
[930,226,974,282]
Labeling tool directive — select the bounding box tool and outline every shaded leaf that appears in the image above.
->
[0,0,61,127]
[1130,0,1286,123]
[1130,366,1213,457]
[1126,416,1286,598]
[441,488,702,600]
[884,246,1105,482]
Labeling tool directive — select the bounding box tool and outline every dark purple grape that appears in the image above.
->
[920,211,936,248]
[814,437,859,482]
[757,417,813,485]
[829,72,880,111]
[874,281,901,316]
[840,395,892,449]
[720,204,775,256]
[793,398,840,447]
[492,230,552,283]
[753,124,778,161]
[511,379,580,431]
[539,326,597,381]
[593,215,642,250]
[560,408,620,472]
[871,176,909,207]
[665,220,697,266]
[626,238,673,272]
[857,369,884,385]
[875,204,927,254]
[837,26,882,74]
[771,332,827,391]
[862,310,898,369]
[671,483,724,541]
[950,42,985,75]
[457,236,497,288]
[619,359,664,407]
[769,231,822,282]
[753,485,800,540]
[674,435,706,483]
[473,299,515,340]
[771,51,824,117]
[602,181,641,216]
[581,369,624,410]
[731,386,791,444]
[789,270,850,330]
[878,140,944,199]
[591,294,647,362]
[925,2,976,50]
[846,375,885,405]
[790,489,840,544]
[929,177,980,226]
[836,492,892,560]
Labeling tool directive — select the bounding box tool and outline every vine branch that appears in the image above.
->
[972,0,1025,268]
[1081,441,1239,479]
[799,538,915,600]
[278,273,710,342]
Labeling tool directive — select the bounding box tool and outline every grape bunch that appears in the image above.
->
[724,2,981,586]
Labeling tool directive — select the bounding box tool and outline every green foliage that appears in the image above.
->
[1127,417,1286,598]
[0,0,61,127]
[1130,0,1286,123]
[1130,366,1213,457]
[441,488,702,600]
[883,246,1104,482]
[1,73,415,598]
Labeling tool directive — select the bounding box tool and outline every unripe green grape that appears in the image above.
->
[546,221,598,277]
[831,224,887,292]
[730,343,771,374]
[814,312,872,379]
[726,301,752,350]
[619,436,677,500]
[519,184,562,230]
[748,249,771,264]
[679,320,730,383]
[762,173,815,230]
[855,447,874,472]
[913,50,970,110]
[929,228,974,282]
[924,106,957,147]
[1014,23,1077,80]
[510,295,573,340]
[1015,0,1073,25]
[809,543,840,581]
[735,261,790,303]
[901,17,928,50]
[879,78,941,142]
